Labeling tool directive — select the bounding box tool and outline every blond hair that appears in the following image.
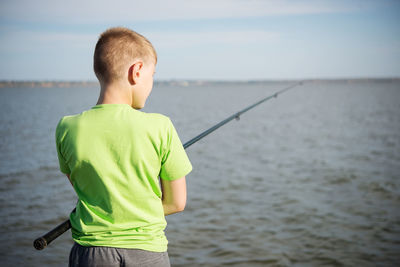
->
[93,27,157,84]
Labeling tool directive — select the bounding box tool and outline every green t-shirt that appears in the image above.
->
[55,104,192,252]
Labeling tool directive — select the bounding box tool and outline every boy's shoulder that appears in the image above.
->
[142,112,171,124]
[56,112,82,129]
[55,113,82,140]
[139,111,174,133]
[56,108,173,130]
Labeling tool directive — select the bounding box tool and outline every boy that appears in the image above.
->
[55,27,192,267]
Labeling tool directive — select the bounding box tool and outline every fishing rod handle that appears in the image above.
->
[33,219,71,250]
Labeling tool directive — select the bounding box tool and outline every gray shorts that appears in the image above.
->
[69,243,171,267]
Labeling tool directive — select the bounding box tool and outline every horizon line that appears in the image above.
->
[1,77,399,89]
[1,77,400,83]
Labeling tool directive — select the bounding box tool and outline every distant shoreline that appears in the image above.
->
[0,78,399,88]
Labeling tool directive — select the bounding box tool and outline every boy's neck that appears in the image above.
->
[97,82,132,106]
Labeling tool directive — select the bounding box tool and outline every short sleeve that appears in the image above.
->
[55,118,71,174]
[160,118,192,180]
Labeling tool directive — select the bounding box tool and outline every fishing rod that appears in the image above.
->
[33,80,303,250]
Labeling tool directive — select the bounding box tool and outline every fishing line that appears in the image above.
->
[33,80,304,250]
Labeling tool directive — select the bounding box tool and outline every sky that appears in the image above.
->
[0,0,399,81]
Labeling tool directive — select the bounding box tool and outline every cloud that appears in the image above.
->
[147,30,280,48]
[0,0,361,24]
[0,28,97,53]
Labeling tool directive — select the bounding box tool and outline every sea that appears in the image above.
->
[0,80,399,266]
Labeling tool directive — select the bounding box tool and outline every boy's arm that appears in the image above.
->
[161,176,186,216]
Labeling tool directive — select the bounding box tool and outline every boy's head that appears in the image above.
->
[94,27,157,109]
[94,27,157,84]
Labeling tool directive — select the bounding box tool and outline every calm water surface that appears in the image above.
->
[0,80,399,266]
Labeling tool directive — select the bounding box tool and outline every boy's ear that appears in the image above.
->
[128,61,143,85]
